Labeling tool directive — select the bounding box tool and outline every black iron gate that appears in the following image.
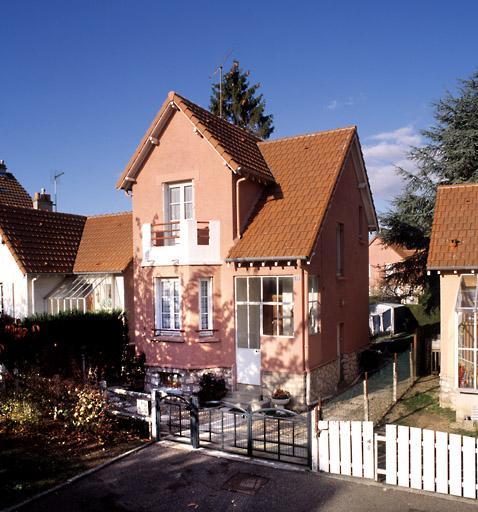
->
[153,392,311,467]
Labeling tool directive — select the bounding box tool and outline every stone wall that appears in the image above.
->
[144,365,233,394]
[262,371,307,409]
[342,351,360,385]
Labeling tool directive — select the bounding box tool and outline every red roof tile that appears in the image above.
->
[428,184,478,269]
[0,205,86,274]
[0,172,33,208]
[228,127,357,259]
[73,212,132,273]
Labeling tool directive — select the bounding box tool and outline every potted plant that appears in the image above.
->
[271,388,291,408]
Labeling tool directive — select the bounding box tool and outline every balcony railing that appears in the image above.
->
[142,219,220,266]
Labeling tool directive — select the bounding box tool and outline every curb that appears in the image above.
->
[1,440,155,512]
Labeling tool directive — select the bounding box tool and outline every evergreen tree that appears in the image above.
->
[210,60,274,139]
[380,70,478,309]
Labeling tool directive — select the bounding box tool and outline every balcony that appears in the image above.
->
[141,219,221,266]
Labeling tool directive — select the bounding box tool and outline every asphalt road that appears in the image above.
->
[13,442,478,512]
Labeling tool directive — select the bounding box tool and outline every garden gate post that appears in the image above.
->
[189,394,200,449]
[151,389,160,441]
[247,413,253,456]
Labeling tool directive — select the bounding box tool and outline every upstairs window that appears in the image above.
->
[166,182,193,222]
[336,222,345,276]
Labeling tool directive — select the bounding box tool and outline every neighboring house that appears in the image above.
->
[117,91,378,407]
[369,235,417,301]
[47,212,134,318]
[428,183,478,419]
[0,191,133,319]
[0,160,33,208]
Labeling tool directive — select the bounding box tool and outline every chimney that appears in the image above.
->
[33,188,54,212]
[0,160,6,175]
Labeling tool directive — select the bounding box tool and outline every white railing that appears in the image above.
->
[141,219,221,266]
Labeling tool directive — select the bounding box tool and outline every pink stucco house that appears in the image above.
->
[117,92,377,407]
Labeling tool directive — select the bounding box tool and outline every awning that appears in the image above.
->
[46,274,108,312]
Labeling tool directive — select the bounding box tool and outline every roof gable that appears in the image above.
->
[428,184,478,270]
[0,172,33,208]
[0,205,86,274]
[116,92,273,190]
[73,212,133,273]
[228,127,376,260]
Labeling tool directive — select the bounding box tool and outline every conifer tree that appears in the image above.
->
[380,70,478,309]
[210,60,274,139]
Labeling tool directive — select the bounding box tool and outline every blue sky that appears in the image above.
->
[1,1,477,216]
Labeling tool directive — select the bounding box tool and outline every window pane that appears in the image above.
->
[262,277,276,302]
[279,277,293,303]
[262,304,275,336]
[184,185,192,203]
[249,277,261,302]
[184,202,193,219]
[170,204,180,221]
[249,305,260,349]
[169,187,180,203]
[309,302,319,334]
[236,278,247,302]
[237,304,248,348]
[458,350,475,388]
[280,304,294,337]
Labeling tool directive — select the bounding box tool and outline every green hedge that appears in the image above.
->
[0,310,130,382]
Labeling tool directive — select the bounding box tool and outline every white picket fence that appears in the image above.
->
[313,419,478,500]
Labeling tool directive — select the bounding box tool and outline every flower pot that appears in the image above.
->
[271,397,290,409]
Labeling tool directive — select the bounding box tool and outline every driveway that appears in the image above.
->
[12,442,477,512]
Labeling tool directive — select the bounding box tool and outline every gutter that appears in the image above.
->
[225,256,308,263]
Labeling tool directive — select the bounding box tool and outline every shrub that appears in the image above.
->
[70,386,110,436]
[197,373,227,405]
[0,395,41,431]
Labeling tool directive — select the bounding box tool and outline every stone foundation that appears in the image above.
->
[145,366,233,394]
[262,371,307,410]
[439,375,478,421]
[307,359,340,405]
[341,351,360,385]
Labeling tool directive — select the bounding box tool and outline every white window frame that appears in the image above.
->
[155,278,181,331]
[199,278,213,331]
[235,276,294,345]
[165,181,194,222]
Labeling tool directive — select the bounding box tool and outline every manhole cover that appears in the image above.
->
[222,472,269,496]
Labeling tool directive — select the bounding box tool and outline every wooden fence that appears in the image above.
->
[313,417,478,500]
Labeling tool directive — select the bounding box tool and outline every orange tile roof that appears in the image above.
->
[73,212,132,273]
[228,127,357,260]
[428,184,478,269]
[0,172,33,208]
[0,205,86,274]
[116,91,273,189]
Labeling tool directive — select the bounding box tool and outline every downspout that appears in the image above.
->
[235,176,247,238]
[31,276,38,316]
[300,261,308,406]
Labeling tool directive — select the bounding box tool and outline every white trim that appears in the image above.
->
[155,277,181,330]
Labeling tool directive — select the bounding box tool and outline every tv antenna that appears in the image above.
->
[53,171,65,212]
[210,50,232,118]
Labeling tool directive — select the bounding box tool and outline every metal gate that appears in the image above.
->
[153,392,311,467]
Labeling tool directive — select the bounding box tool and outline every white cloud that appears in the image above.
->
[362,125,422,210]
[326,97,354,110]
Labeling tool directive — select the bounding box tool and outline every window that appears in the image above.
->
[199,278,213,330]
[155,278,180,330]
[166,182,193,221]
[308,275,320,334]
[456,274,478,389]
[336,222,344,276]
[235,276,294,346]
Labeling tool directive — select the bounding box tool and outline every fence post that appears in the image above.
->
[409,348,415,382]
[363,372,369,421]
[247,413,253,456]
[311,407,319,471]
[189,394,200,449]
[393,353,398,403]
[151,389,160,441]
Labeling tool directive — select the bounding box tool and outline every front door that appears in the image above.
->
[235,277,261,385]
